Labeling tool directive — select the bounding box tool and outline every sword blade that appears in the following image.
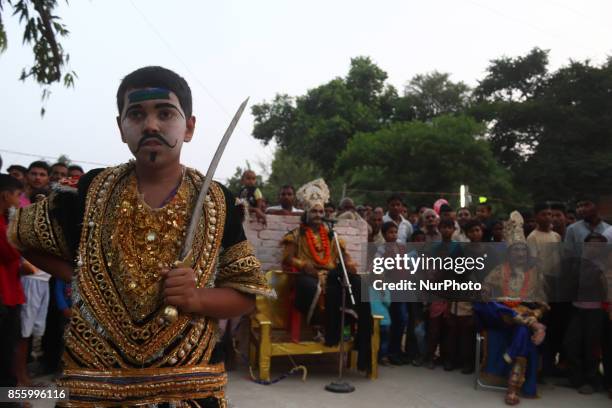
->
[179,97,249,261]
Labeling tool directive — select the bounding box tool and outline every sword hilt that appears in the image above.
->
[162,250,194,324]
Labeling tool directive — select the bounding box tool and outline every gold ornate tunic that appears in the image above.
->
[9,162,272,407]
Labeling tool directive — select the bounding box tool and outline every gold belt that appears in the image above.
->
[57,363,227,407]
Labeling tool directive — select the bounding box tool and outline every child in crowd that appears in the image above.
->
[368,276,391,365]
[378,222,411,365]
[491,219,504,243]
[237,169,266,225]
[406,230,428,366]
[0,175,25,387]
[426,218,462,369]
[439,218,476,374]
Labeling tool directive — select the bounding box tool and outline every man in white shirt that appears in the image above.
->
[383,194,413,243]
[266,185,304,215]
[565,198,610,258]
[526,203,562,296]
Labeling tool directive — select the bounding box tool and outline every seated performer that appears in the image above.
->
[280,179,372,371]
[474,211,548,406]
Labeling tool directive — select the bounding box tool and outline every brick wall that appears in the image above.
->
[244,215,368,272]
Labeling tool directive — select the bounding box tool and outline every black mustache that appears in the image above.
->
[135,133,178,153]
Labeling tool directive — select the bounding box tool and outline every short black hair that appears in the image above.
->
[381,221,398,235]
[410,230,425,240]
[51,162,68,169]
[117,66,192,118]
[7,164,27,175]
[439,204,453,213]
[279,185,295,193]
[324,202,335,210]
[27,160,50,174]
[438,218,455,229]
[68,165,84,173]
[387,193,403,205]
[478,202,492,211]
[0,174,24,192]
[464,219,483,232]
[550,202,566,212]
[490,219,503,227]
[533,202,551,215]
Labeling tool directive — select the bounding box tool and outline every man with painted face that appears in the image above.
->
[8,66,272,407]
[281,179,373,371]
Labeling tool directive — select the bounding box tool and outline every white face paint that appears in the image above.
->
[118,89,195,167]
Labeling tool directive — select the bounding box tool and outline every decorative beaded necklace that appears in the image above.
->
[304,224,331,266]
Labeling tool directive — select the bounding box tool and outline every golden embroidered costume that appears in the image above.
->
[9,162,272,407]
[279,179,373,372]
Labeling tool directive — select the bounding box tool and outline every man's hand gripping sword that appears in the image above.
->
[163,98,249,323]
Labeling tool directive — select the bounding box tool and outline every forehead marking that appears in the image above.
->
[127,88,171,104]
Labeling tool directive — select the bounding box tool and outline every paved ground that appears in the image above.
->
[225,356,610,408]
[29,356,610,407]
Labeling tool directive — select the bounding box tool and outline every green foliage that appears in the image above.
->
[262,149,322,202]
[474,47,549,102]
[253,50,612,212]
[1,0,76,115]
[398,71,472,122]
[251,56,397,177]
[517,60,612,202]
[472,48,612,203]
[335,115,518,208]
[471,48,550,170]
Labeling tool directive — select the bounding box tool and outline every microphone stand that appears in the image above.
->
[324,218,356,393]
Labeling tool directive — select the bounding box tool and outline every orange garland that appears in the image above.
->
[304,224,331,266]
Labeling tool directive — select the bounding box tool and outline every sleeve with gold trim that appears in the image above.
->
[8,190,76,261]
[215,183,274,297]
[8,169,104,262]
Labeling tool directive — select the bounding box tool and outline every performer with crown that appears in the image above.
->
[280,179,373,372]
[8,66,272,407]
[475,211,548,405]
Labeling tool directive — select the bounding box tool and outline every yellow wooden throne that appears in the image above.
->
[249,270,382,381]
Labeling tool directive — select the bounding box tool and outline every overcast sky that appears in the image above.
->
[2,0,611,182]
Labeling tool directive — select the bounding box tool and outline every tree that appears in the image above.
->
[518,60,612,202]
[472,48,612,203]
[395,71,472,122]
[335,115,518,207]
[251,56,398,177]
[471,48,549,170]
[1,0,76,115]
